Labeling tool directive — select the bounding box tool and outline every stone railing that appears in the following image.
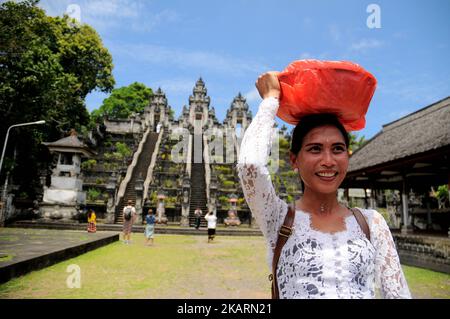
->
[186,134,193,178]
[143,130,163,201]
[393,233,450,274]
[115,128,150,206]
[233,129,240,161]
[203,134,211,206]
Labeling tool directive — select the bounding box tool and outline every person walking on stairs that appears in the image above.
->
[194,207,202,230]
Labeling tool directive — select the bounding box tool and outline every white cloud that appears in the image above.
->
[388,109,411,120]
[302,17,313,29]
[151,79,196,97]
[40,0,142,18]
[83,0,141,18]
[299,52,312,59]
[110,43,267,75]
[298,52,330,61]
[37,0,68,16]
[392,32,407,40]
[244,88,261,104]
[38,0,177,33]
[329,25,341,42]
[350,39,383,52]
[130,9,179,32]
[378,74,450,108]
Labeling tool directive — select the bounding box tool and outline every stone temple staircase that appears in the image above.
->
[115,132,159,223]
[188,136,208,227]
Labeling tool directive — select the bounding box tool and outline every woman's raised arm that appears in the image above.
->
[237,72,288,257]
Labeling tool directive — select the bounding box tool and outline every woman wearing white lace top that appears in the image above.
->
[237,71,411,299]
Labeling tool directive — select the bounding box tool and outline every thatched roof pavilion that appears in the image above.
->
[342,96,450,233]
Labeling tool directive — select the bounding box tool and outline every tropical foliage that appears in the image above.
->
[0,0,114,196]
[91,82,152,122]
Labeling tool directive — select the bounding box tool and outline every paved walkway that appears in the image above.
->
[0,228,119,283]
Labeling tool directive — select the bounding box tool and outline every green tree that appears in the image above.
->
[0,0,115,196]
[91,82,153,122]
[349,132,366,154]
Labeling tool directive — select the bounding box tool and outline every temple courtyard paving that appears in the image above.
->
[0,228,449,299]
[0,228,119,283]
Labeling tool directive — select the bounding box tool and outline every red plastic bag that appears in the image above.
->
[277,60,377,131]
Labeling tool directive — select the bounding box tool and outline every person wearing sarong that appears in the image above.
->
[144,209,156,246]
[122,200,136,244]
[87,209,96,233]
[204,211,217,243]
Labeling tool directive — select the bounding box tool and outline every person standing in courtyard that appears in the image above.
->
[237,64,411,299]
[87,209,96,233]
[122,200,136,244]
[204,211,217,243]
[194,207,202,229]
[144,209,156,246]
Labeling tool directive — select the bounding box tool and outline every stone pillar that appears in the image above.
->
[105,174,117,224]
[156,191,168,224]
[0,171,10,226]
[181,190,190,227]
[135,177,144,224]
[209,175,218,216]
[180,175,191,226]
[4,193,14,224]
[426,201,432,231]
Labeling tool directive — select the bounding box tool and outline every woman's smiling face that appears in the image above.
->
[291,125,349,195]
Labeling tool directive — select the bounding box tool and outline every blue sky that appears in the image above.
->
[38,0,450,139]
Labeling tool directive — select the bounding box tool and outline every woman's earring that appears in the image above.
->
[294,167,299,173]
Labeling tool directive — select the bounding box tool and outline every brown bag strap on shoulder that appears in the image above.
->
[350,207,371,241]
[270,204,295,299]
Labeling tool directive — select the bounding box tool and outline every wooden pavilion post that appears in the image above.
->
[401,174,413,234]
[344,188,349,206]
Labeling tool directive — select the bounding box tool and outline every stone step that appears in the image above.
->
[115,132,159,224]
[8,221,262,236]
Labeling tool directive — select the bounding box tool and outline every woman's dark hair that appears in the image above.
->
[290,113,350,155]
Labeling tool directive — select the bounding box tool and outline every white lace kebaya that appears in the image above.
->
[237,97,411,299]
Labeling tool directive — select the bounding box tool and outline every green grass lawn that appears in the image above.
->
[402,265,450,299]
[0,234,269,299]
[0,234,449,299]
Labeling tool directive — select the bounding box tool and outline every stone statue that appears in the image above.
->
[224,209,241,227]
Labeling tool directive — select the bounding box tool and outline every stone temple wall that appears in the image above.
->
[394,233,450,274]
